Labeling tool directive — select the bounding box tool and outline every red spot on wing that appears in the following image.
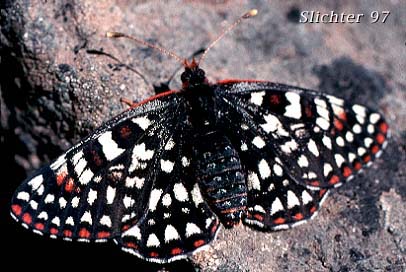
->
[319,189,327,197]
[50,228,59,235]
[120,125,132,138]
[22,213,32,224]
[63,230,73,237]
[305,105,313,118]
[149,252,159,257]
[273,217,286,225]
[334,118,344,131]
[310,180,320,186]
[56,172,68,186]
[210,223,218,235]
[193,239,205,248]
[11,204,22,216]
[79,228,91,239]
[354,162,362,171]
[309,206,317,213]
[376,133,385,144]
[122,225,130,231]
[329,175,340,185]
[379,122,388,133]
[126,242,138,249]
[253,213,264,221]
[64,178,75,193]
[293,213,304,220]
[342,166,352,178]
[170,247,183,255]
[363,155,371,163]
[35,223,45,230]
[97,231,110,239]
[371,145,379,154]
[269,94,281,105]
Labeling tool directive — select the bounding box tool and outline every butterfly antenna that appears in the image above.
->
[198,9,258,65]
[106,31,184,65]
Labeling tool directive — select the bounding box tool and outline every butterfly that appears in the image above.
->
[10,9,389,264]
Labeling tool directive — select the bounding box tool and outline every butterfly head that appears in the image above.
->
[181,59,207,89]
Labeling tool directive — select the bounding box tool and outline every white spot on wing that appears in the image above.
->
[123,225,141,240]
[250,91,265,106]
[322,136,332,150]
[298,155,309,168]
[106,186,116,204]
[71,196,80,208]
[164,138,175,150]
[59,197,67,208]
[280,139,298,154]
[44,194,55,204]
[29,200,38,210]
[352,104,366,116]
[173,183,189,202]
[162,193,172,207]
[252,136,266,149]
[87,189,97,205]
[164,225,180,243]
[65,216,74,226]
[146,234,160,247]
[327,95,344,106]
[98,131,125,161]
[301,191,313,204]
[160,159,174,173]
[261,113,289,137]
[148,189,163,211]
[132,116,151,130]
[185,223,202,237]
[345,131,354,142]
[369,113,380,124]
[28,175,43,190]
[284,92,301,119]
[308,139,319,157]
[316,117,330,130]
[181,156,190,167]
[247,171,261,190]
[17,192,30,202]
[79,168,94,185]
[191,183,204,207]
[334,154,345,167]
[258,159,271,179]
[123,195,135,209]
[51,216,60,226]
[273,164,283,176]
[287,190,300,208]
[352,124,362,134]
[270,197,284,215]
[100,215,112,227]
[323,163,333,177]
[80,211,92,224]
[348,152,356,162]
[364,138,373,147]
[336,136,345,147]
[38,211,48,220]
[125,176,144,189]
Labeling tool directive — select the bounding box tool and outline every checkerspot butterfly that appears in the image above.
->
[10,9,389,263]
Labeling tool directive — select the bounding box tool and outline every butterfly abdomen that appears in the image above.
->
[194,131,247,228]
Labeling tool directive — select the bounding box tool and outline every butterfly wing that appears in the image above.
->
[214,81,388,229]
[10,93,219,262]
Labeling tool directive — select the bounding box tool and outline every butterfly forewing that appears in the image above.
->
[215,82,389,190]
[11,94,182,240]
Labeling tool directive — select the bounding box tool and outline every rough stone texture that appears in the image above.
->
[1,0,405,271]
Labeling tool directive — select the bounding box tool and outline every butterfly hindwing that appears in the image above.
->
[115,107,220,263]
[215,82,388,190]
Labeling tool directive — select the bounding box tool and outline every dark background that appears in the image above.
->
[1,0,405,271]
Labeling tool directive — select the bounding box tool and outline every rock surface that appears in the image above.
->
[1,0,405,271]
